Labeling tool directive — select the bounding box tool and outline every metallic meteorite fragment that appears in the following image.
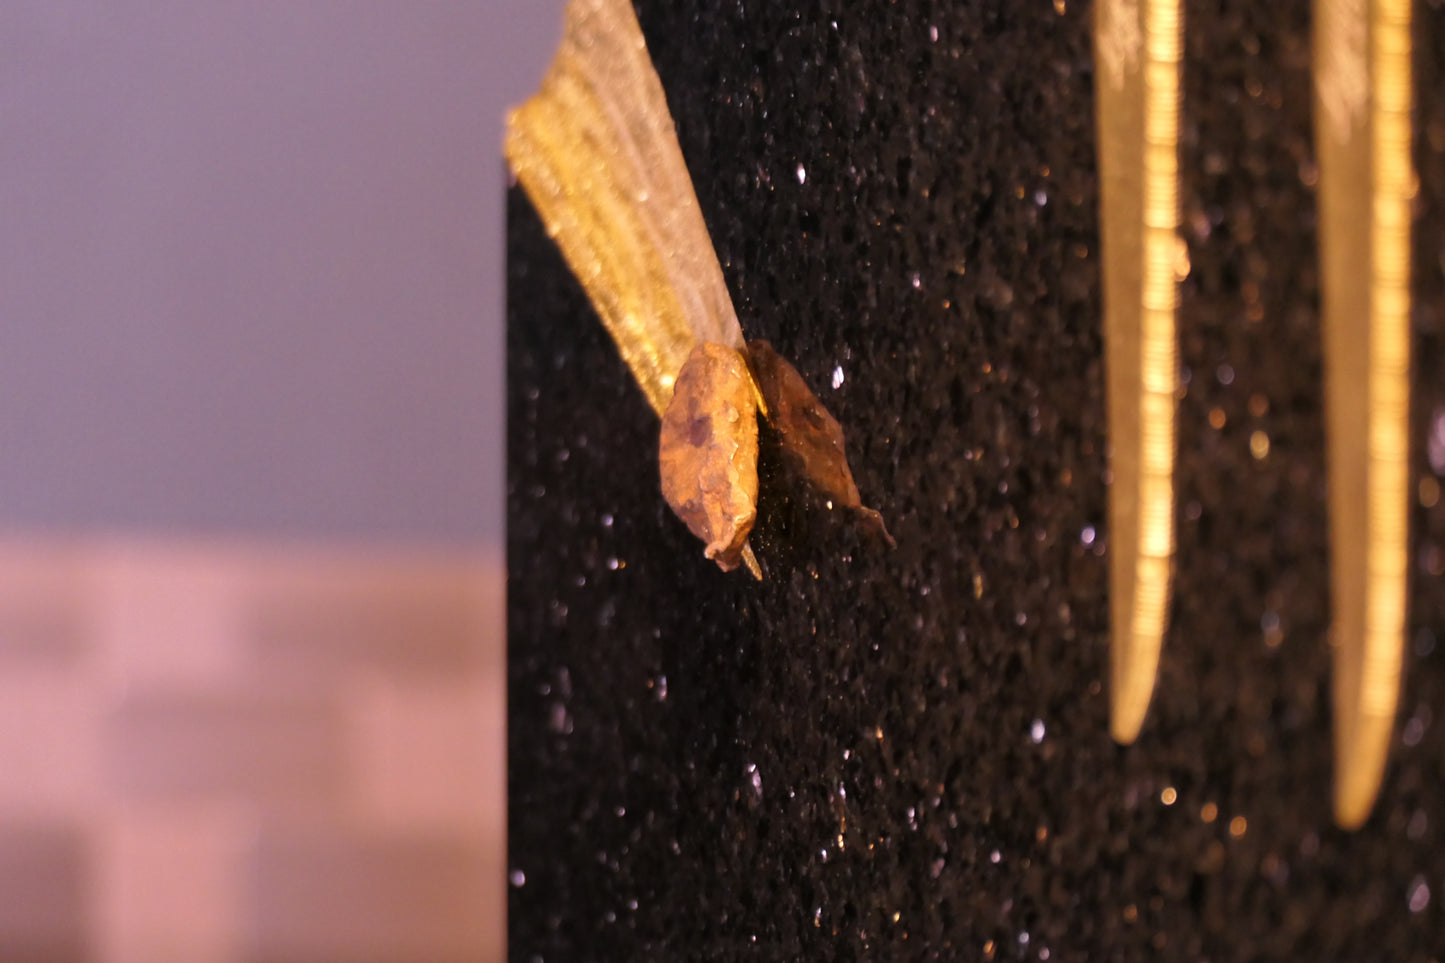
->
[659,342,760,572]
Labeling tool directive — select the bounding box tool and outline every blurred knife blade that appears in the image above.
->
[1094,0,1183,744]
[1314,0,1413,829]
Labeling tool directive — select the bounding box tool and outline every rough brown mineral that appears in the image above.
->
[747,340,894,545]
[658,342,760,571]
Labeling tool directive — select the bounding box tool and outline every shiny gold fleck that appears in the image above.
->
[1173,236,1192,280]
[1229,815,1248,838]
[1200,801,1219,823]
[1250,430,1271,460]
[659,343,759,572]
[1160,786,1177,805]
[1209,408,1227,430]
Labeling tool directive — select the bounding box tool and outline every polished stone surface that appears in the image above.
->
[508,1,1445,957]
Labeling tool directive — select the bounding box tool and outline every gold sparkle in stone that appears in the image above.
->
[1250,430,1271,460]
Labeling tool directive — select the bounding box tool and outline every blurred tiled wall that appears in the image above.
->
[0,539,503,962]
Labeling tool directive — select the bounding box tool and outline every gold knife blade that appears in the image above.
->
[1094,0,1183,744]
[504,0,748,418]
[1314,0,1413,829]
[506,0,766,579]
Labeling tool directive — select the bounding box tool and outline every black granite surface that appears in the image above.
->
[508,1,1445,958]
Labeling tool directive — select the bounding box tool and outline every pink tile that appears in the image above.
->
[92,806,255,963]
[347,674,501,833]
[0,824,88,963]
[245,828,498,963]
[104,690,347,807]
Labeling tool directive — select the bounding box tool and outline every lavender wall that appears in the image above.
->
[1,0,565,545]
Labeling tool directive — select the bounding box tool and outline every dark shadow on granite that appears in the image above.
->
[509,1,1445,958]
